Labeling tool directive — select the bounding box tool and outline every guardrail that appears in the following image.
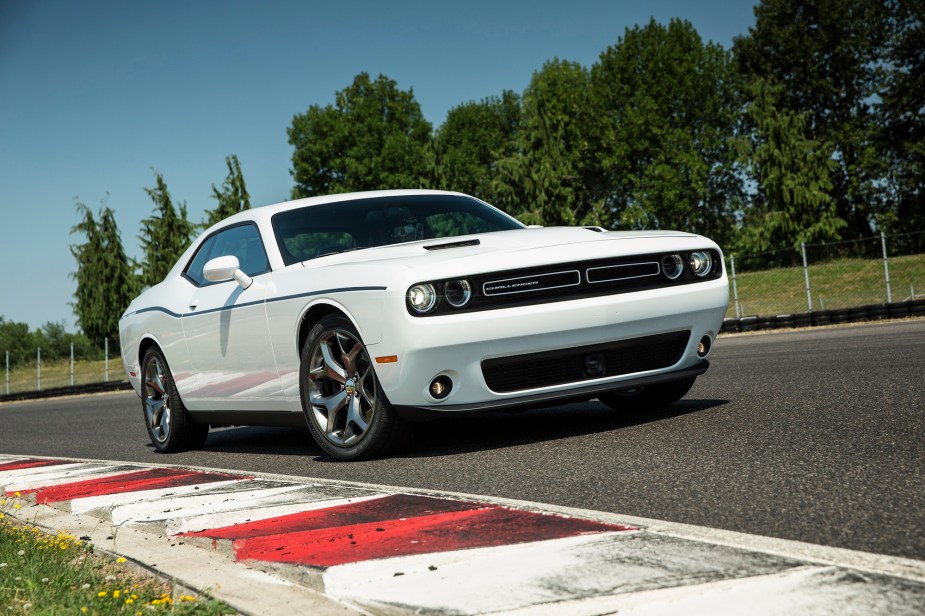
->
[721,298,925,333]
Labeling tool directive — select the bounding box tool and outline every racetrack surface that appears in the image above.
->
[2,319,923,560]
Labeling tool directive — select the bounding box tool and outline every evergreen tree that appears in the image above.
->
[203,154,250,228]
[70,200,137,343]
[733,0,891,238]
[434,91,521,203]
[737,80,845,255]
[138,172,195,288]
[288,73,433,197]
[589,19,743,243]
[880,0,925,245]
[493,60,606,226]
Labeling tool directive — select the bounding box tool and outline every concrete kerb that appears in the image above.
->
[4,453,925,615]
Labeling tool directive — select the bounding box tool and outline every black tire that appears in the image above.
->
[299,314,408,461]
[598,376,697,413]
[140,347,209,453]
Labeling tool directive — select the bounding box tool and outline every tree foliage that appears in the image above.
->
[70,201,137,343]
[138,172,195,288]
[288,73,433,198]
[203,154,250,228]
[0,318,96,369]
[434,91,521,202]
[734,0,892,239]
[736,79,845,255]
[492,60,604,226]
[879,0,925,245]
[589,19,743,244]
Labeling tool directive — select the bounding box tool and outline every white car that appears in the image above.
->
[119,190,729,460]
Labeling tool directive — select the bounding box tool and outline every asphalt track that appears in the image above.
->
[1,319,923,561]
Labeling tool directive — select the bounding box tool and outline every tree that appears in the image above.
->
[492,60,606,226]
[879,0,925,245]
[138,172,195,288]
[736,79,845,255]
[733,0,892,239]
[203,154,250,229]
[288,73,433,198]
[434,91,521,203]
[589,19,743,243]
[70,200,138,342]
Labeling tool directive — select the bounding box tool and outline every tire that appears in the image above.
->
[299,314,408,461]
[141,347,209,453]
[598,376,697,413]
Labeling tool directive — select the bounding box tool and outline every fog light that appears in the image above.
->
[697,336,712,357]
[429,375,452,399]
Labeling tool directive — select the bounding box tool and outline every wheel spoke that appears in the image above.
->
[315,340,347,384]
[342,340,365,375]
[346,394,369,433]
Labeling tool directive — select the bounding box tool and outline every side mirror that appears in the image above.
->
[203,256,253,289]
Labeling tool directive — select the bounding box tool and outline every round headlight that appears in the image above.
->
[661,254,684,280]
[407,283,437,313]
[444,279,472,308]
[689,251,713,277]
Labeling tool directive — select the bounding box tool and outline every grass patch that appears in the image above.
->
[728,253,925,317]
[0,495,232,615]
[2,359,116,396]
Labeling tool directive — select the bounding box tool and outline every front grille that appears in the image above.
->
[407,249,722,317]
[481,331,690,393]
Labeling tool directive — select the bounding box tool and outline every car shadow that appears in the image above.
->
[400,398,730,459]
[196,398,729,460]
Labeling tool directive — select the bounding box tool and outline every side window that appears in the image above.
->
[183,224,269,286]
[184,235,218,286]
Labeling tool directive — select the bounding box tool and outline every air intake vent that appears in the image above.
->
[424,239,480,251]
[481,331,690,393]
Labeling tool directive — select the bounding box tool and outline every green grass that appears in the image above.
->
[0,496,232,615]
[728,253,925,317]
[2,359,116,396]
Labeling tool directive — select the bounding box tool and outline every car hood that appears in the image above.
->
[302,227,699,271]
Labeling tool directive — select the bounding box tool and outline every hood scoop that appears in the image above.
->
[423,238,481,251]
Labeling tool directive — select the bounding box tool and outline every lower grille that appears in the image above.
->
[481,331,690,393]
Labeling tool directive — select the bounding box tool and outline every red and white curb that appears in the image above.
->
[2,455,924,615]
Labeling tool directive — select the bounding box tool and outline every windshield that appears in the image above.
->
[271,194,524,265]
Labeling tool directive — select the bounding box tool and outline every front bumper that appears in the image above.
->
[369,276,728,411]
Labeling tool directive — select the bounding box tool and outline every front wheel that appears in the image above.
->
[299,314,408,460]
[598,376,696,413]
[141,347,209,452]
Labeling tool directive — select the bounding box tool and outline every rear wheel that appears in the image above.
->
[299,314,408,460]
[141,347,208,452]
[598,376,696,413]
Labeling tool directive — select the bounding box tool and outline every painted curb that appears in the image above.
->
[2,454,924,615]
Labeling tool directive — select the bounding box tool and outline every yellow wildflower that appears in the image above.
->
[117,557,127,563]
[113,590,121,599]
[97,591,107,598]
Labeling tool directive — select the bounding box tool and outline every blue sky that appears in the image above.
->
[0,0,757,332]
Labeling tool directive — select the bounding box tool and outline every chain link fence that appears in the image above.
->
[3,339,123,397]
[726,231,925,329]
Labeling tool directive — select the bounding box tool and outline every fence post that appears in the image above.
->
[730,255,741,318]
[881,232,892,303]
[5,351,8,395]
[37,347,41,391]
[70,343,75,387]
[801,243,813,312]
[105,339,109,383]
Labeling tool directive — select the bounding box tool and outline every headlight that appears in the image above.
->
[661,254,684,280]
[407,283,437,313]
[444,279,472,308]
[688,251,713,277]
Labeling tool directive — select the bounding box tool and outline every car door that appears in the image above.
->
[180,223,284,410]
